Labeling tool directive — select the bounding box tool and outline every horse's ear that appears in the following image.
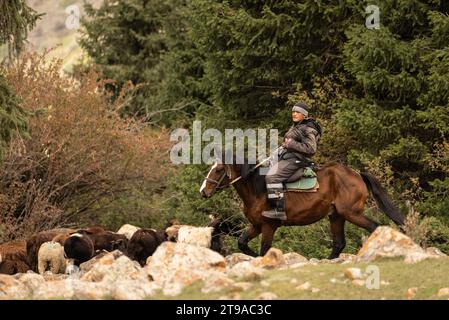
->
[225,165,232,179]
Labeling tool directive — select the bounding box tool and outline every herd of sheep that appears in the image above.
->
[0,216,237,276]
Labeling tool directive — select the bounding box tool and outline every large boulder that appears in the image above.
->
[0,274,30,299]
[146,242,231,296]
[357,226,446,263]
[81,251,151,283]
[227,261,265,281]
[283,252,308,266]
[31,279,110,300]
[260,248,285,269]
[15,273,46,293]
[79,250,121,274]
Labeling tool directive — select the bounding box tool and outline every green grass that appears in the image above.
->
[149,258,449,300]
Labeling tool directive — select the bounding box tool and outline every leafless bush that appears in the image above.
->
[403,202,428,248]
[0,51,172,242]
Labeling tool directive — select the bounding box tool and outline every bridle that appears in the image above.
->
[205,164,243,193]
[203,146,282,195]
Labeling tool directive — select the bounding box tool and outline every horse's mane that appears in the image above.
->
[233,158,267,197]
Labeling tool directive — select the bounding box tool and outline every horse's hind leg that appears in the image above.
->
[341,207,379,233]
[238,224,261,257]
[328,207,346,260]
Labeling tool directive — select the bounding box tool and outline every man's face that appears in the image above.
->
[292,111,305,123]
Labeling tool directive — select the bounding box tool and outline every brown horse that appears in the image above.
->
[200,159,405,258]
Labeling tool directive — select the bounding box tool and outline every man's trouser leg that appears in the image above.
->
[263,159,302,220]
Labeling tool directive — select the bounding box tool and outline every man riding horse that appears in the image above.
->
[200,103,404,257]
[263,102,322,221]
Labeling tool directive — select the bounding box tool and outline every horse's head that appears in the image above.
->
[200,160,235,198]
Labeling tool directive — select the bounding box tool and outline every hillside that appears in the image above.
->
[1,226,448,300]
[1,0,102,72]
[160,258,449,300]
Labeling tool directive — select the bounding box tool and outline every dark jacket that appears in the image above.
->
[280,119,321,161]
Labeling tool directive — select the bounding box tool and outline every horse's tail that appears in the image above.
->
[360,172,405,226]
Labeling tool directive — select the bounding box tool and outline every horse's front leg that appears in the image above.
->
[260,223,278,256]
[238,224,261,257]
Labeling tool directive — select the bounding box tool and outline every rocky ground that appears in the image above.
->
[1,226,448,300]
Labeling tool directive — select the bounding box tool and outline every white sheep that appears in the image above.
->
[117,224,140,240]
[37,241,66,274]
[177,226,214,248]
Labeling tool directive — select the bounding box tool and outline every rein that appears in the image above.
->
[205,147,282,192]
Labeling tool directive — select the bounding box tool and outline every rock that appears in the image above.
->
[261,248,285,269]
[329,257,346,264]
[227,261,265,281]
[404,251,431,264]
[146,242,229,296]
[0,274,30,299]
[290,278,298,285]
[81,252,150,283]
[426,247,447,258]
[296,281,311,290]
[357,226,440,263]
[32,279,76,299]
[31,279,112,300]
[16,273,45,293]
[283,252,308,265]
[256,292,278,300]
[41,273,70,281]
[344,268,365,280]
[250,257,263,267]
[72,281,112,300]
[225,253,254,267]
[80,250,121,273]
[437,288,449,297]
[311,288,320,293]
[317,259,332,264]
[406,287,418,300]
[201,276,236,294]
[338,253,358,263]
[309,258,320,264]
[112,280,160,300]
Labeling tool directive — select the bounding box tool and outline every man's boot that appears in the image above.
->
[262,184,287,220]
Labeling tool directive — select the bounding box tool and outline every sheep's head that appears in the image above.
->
[112,238,128,253]
[165,225,181,242]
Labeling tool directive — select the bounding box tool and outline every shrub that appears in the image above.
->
[0,52,171,241]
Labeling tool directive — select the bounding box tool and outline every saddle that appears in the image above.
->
[284,167,319,192]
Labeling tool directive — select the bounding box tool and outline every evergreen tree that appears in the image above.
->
[187,0,362,123]
[339,1,449,206]
[80,0,172,119]
[0,0,40,159]
[80,0,449,252]
[0,0,41,57]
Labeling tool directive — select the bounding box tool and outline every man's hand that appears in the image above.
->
[283,138,293,148]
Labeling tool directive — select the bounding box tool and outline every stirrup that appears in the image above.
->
[262,209,287,221]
